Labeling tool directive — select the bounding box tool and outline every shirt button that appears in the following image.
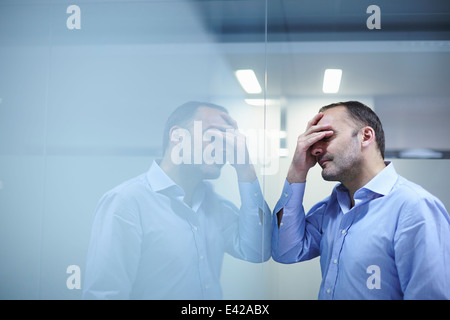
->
[341,229,346,235]
[284,193,288,197]
[192,226,198,231]
[280,222,284,227]
[333,259,338,264]
[326,289,331,294]
[254,193,258,197]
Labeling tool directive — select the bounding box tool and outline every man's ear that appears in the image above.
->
[165,125,192,164]
[169,125,183,145]
[361,126,376,148]
[163,125,185,158]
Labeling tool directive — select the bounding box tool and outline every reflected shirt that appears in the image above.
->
[83,161,271,300]
[272,162,450,299]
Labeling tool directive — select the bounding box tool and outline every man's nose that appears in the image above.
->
[311,143,324,157]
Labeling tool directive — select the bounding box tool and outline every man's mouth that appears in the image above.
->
[318,157,331,168]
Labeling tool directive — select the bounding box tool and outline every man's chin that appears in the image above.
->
[201,163,224,180]
[321,168,339,182]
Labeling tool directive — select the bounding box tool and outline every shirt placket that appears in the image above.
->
[190,216,212,298]
[179,194,213,299]
[321,207,359,299]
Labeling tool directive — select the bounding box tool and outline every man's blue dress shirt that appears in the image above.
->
[272,162,450,299]
[83,161,271,299]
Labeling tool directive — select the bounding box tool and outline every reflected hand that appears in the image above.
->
[220,112,256,182]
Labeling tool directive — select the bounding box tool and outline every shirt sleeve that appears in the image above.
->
[82,192,142,300]
[394,196,450,300]
[221,178,272,263]
[271,179,325,263]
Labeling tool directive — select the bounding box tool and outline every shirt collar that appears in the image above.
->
[359,161,398,196]
[336,161,398,196]
[146,160,180,193]
[335,161,398,213]
[146,160,206,212]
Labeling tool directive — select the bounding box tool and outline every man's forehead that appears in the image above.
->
[318,106,352,126]
[194,106,229,126]
[196,106,223,117]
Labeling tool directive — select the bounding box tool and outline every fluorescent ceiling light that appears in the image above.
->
[235,69,262,94]
[322,69,342,94]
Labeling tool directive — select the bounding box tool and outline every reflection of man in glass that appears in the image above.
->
[83,101,271,299]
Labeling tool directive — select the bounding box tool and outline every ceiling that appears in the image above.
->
[3,0,450,43]
[1,0,450,99]
[1,0,450,154]
[191,0,450,98]
[195,0,450,42]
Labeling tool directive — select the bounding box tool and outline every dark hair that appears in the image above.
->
[319,101,385,159]
[162,101,228,151]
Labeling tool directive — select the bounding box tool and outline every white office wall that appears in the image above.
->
[389,159,450,210]
[375,96,450,150]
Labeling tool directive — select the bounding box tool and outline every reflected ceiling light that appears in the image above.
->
[279,148,289,158]
[235,69,262,94]
[322,69,342,94]
[244,99,278,106]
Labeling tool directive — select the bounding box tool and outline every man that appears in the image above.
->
[272,101,450,299]
[83,101,271,299]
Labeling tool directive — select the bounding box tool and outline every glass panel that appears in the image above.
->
[0,0,271,299]
[0,1,52,299]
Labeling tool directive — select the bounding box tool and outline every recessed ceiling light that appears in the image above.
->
[323,69,342,94]
[235,69,262,94]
